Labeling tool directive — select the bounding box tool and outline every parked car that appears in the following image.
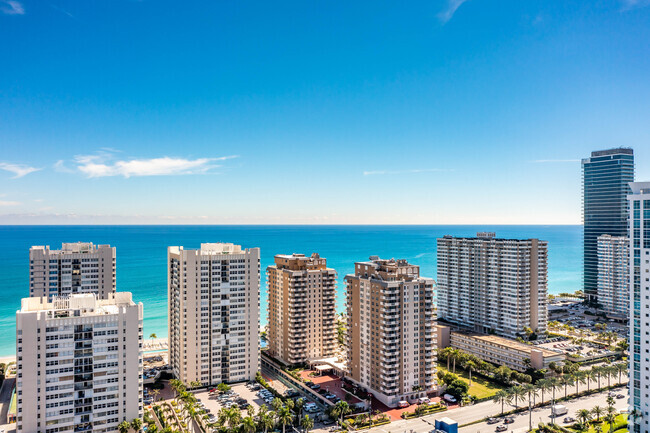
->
[443,394,457,403]
[564,417,576,424]
[309,384,321,390]
[398,401,410,408]
[617,394,625,399]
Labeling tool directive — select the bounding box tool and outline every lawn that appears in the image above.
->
[567,414,628,433]
[437,365,506,399]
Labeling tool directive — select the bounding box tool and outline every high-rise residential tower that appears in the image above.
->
[168,243,260,385]
[267,253,337,365]
[629,182,650,433]
[345,257,436,408]
[29,242,116,300]
[437,233,548,339]
[16,293,143,433]
[597,234,629,317]
[583,148,634,302]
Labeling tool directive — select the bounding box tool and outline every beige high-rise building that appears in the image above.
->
[437,233,548,339]
[345,257,437,408]
[267,253,337,365]
[16,292,143,433]
[168,243,260,385]
[29,242,116,300]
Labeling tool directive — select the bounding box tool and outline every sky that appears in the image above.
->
[1,0,650,225]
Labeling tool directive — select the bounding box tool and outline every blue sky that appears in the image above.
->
[1,0,649,224]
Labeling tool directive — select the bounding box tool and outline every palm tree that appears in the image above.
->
[272,397,283,412]
[592,405,604,422]
[301,414,314,432]
[294,397,305,423]
[593,366,603,390]
[615,363,627,385]
[584,369,593,392]
[276,406,294,433]
[118,420,131,433]
[149,333,157,347]
[604,412,617,433]
[332,401,351,426]
[577,408,592,428]
[259,411,275,433]
[537,379,552,404]
[606,395,616,410]
[465,360,478,385]
[574,371,586,395]
[151,388,160,402]
[449,348,461,373]
[522,383,537,431]
[493,389,511,416]
[561,375,574,399]
[509,386,526,409]
[226,406,242,430]
[131,418,143,432]
[241,415,256,433]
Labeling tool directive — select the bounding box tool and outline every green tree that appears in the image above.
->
[591,405,603,422]
[331,401,351,426]
[118,420,131,433]
[241,415,256,433]
[258,410,275,433]
[301,414,314,432]
[272,397,283,412]
[576,409,592,428]
[131,418,143,432]
[509,386,526,409]
[276,406,294,433]
[493,389,511,416]
[465,360,478,386]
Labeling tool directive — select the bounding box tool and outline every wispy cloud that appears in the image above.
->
[529,159,580,163]
[438,0,469,23]
[0,162,41,178]
[0,0,25,15]
[49,3,76,19]
[72,153,238,178]
[0,200,21,206]
[620,0,650,11]
[363,168,452,176]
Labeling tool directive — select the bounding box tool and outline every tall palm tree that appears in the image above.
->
[151,388,161,402]
[149,333,157,347]
[592,405,604,422]
[604,412,617,433]
[332,401,351,426]
[227,406,242,430]
[131,418,143,432]
[574,371,586,395]
[522,383,537,431]
[583,369,593,392]
[509,386,526,409]
[118,421,131,433]
[259,411,275,433]
[276,406,294,433]
[576,408,592,428]
[537,379,552,404]
[615,363,627,385]
[301,414,314,432]
[493,389,511,416]
[465,360,478,386]
[561,375,574,399]
[593,366,603,390]
[241,415,256,433]
[272,397,283,412]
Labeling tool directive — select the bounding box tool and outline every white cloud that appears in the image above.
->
[363,168,451,176]
[73,154,238,178]
[0,200,21,206]
[0,0,24,15]
[438,0,469,23]
[530,159,580,163]
[0,162,41,178]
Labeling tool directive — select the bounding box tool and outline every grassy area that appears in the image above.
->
[567,414,628,433]
[438,365,506,399]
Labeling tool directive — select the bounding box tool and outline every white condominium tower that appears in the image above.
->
[629,182,650,433]
[16,293,143,433]
[437,233,548,339]
[168,243,260,385]
[267,253,337,365]
[30,242,116,300]
[345,257,436,408]
[597,234,629,316]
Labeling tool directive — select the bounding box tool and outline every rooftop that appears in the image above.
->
[453,330,559,358]
[30,242,112,254]
[590,147,633,157]
[20,292,136,315]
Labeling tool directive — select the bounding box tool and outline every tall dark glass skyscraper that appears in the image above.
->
[582,148,634,301]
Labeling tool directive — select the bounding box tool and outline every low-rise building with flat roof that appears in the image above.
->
[437,325,564,372]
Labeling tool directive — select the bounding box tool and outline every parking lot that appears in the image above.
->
[194,383,266,423]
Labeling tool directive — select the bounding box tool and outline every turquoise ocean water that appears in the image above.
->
[0,225,582,356]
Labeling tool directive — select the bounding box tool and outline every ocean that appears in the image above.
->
[0,225,582,357]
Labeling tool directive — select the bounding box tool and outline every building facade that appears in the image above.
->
[583,148,634,301]
[345,257,437,408]
[629,182,650,433]
[436,325,564,372]
[267,253,337,365]
[16,293,143,433]
[168,243,260,385]
[437,233,548,339]
[29,242,116,300]
[597,234,630,317]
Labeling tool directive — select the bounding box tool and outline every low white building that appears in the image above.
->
[16,293,143,433]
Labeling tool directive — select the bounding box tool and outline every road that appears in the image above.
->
[352,386,628,433]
